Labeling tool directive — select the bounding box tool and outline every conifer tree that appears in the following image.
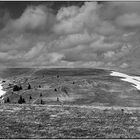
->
[28,83,31,90]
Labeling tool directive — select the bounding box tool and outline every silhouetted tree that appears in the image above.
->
[40,99,44,104]
[54,88,57,92]
[121,109,124,114]
[22,98,26,103]
[18,95,26,104]
[5,97,10,103]
[13,85,20,91]
[40,93,42,97]
[27,83,31,90]
[29,95,32,100]
[19,85,22,90]
[39,85,41,88]
[57,97,59,102]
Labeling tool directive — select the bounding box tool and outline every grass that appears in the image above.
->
[1,104,140,138]
[1,68,140,138]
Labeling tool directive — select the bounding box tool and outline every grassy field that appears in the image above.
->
[1,68,140,138]
[2,68,140,107]
[1,104,140,138]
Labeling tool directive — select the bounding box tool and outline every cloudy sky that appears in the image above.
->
[0,1,140,73]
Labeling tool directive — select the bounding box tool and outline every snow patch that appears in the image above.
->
[110,71,140,90]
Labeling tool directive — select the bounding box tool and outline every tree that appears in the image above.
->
[13,85,20,91]
[7,97,10,103]
[18,95,26,104]
[27,83,31,90]
[19,85,22,90]
[18,96,23,104]
[57,97,59,102]
[40,93,42,97]
[29,95,32,100]
[39,85,41,88]
[40,99,44,104]
[22,98,26,103]
[5,97,10,103]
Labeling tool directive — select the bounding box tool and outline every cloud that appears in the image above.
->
[53,2,100,34]
[116,13,140,27]
[0,1,140,72]
[4,5,55,32]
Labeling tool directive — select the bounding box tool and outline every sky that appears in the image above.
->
[0,1,140,73]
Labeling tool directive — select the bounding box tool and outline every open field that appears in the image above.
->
[1,68,140,138]
[2,68,140,107]
[1,104,140,138]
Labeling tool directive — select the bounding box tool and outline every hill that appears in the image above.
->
[1,68,140,107]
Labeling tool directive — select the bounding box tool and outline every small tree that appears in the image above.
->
[57,97,59,102]
[29,95,32,100]
[7,97,10,103]
[39,85,41,88]
[5,97,10,103]
[18,96,23,104]
[22,98,26,103]
[19,85,22,90]
[40,93,42,97]
[40,99,44,104]
[18,95,25,104]
[13,85,20,91]
[27,83,31,90]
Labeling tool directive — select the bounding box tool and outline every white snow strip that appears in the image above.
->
[0,81,6,97]
[110,71,140,90]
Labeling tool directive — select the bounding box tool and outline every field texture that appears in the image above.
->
[1,68,140,138]
[1,104,140,138]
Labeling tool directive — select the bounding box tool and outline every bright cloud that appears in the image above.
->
[0,1,140,72]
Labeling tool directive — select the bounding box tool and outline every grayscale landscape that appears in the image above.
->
[0,1,140,139]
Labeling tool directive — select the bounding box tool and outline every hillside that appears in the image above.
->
[1,68,140,107]
[1,68,140,138]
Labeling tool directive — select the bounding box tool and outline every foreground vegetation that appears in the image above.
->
[1,104,140,138]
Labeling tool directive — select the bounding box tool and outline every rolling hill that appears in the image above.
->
[1,68,140,107]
